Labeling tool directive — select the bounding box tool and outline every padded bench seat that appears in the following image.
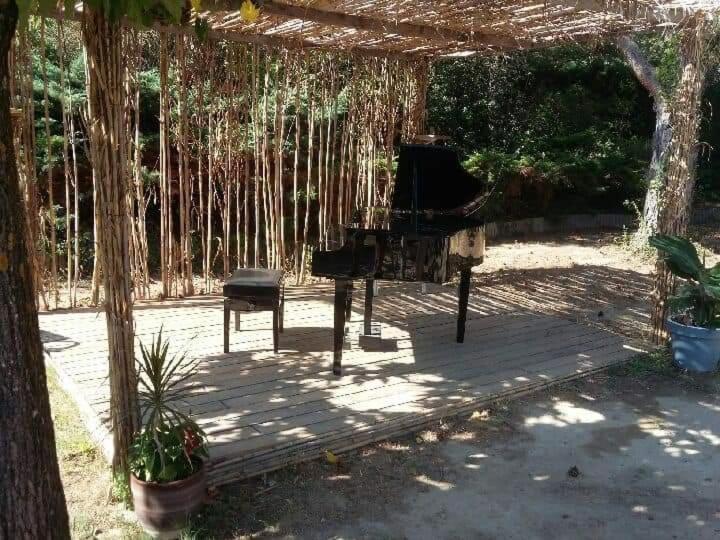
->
[223,269,284,354]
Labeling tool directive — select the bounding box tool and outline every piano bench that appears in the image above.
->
[222,269,284,354]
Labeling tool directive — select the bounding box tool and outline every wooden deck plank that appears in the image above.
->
[198,325,614,433]
[207,333,625,455]
[75,314,577,414]
[40,281,645,485]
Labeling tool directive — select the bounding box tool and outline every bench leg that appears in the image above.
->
[457,268,471,343]
[363,278,374,335]
[273,307,279,354]
[334,279,350,376]
[235,311,241,331]
[224,303,230,353]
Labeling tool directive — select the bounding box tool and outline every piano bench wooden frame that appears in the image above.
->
[223,290,285,354]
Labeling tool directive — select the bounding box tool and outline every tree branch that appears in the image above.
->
[616,35,665,105]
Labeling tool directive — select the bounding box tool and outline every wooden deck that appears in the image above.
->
[40,276,646,486]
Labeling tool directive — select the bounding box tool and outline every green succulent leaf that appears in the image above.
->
[129,328,206,484]
[651,235,720,328]
[649,235,703,281]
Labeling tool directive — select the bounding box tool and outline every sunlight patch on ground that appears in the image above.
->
[687,428,720,446]
[636,415,720,458]
[415,474,454,491]
[698,400,720,413]
[524,400,605,428]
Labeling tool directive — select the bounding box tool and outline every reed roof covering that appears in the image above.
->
[194,0,720,57]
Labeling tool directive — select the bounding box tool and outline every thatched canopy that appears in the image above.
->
[190,0,720,57]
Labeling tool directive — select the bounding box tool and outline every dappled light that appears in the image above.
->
[40,263,647,484]
[524,400,606,428]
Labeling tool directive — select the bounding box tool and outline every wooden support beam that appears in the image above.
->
[158,20,423,59]
[261,0,467,43]
[53,6,423,60]
[203,0,523,49]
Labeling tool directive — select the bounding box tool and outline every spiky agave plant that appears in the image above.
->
[650,235,720,328]
[129,329,207,483]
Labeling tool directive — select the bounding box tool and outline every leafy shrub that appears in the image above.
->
[129,330,208,483]
[649,235,720,328]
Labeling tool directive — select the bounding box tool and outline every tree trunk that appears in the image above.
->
[616,36,673,248]
[82,7,139,477]
[0,2,71,537]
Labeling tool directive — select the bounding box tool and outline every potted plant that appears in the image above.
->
[650,235,720,373]
[129,330,208,538]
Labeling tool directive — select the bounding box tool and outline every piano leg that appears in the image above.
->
[363,278,374,335]
[457,268,471,343]
[345,281,354,321]
[333,279,350,376]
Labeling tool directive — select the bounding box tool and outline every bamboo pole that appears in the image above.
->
[11,26,48,310]
[159,32,170,298]
[40,19,58,308]
[293,53,302,282]
[300,67,315,281]
[650,14,716,342]
[70,97,80,305]
[243,48,250,269]
[58,20,73,305]
[262,55,273,268]
[252,46,260,268]
[177,34,194,296]
[82,6,139,478]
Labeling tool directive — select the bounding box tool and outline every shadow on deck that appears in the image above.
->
[40,265,651,485]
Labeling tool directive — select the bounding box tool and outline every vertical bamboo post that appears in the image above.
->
[82,6,139,477]
[40,19,58,308]
[650,14,715,343]
[159,32,170,298]
[293,53,302,282]
[58,20,73,305]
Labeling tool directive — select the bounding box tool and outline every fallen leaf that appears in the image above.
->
[325,450,339,464]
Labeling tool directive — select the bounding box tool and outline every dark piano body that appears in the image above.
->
[311,144,487,375]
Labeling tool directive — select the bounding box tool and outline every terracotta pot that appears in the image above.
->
[130,463,207,539]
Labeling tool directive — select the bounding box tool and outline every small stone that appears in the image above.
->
[567,465,580,478]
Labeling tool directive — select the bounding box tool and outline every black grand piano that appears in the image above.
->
[311,143,487,375]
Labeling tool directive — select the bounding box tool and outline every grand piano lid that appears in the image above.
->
[391,144,486,214]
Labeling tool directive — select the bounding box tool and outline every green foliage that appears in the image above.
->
[130,425,206,483]
[697,67,720,202]
[649,235,720,328]
[129,330,208,483]
[111,471,132,506]
[611,349,674,377]
[635,33,682,96]
[427,44,655,218]
[50,204,95,274]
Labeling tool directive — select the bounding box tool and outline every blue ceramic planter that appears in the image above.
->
[667,319,720,373]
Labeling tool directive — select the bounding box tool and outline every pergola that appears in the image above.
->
[37,0,720,476]
[6,2,720,535]
[186,1,715,57]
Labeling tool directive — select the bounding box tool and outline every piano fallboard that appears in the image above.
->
[312,218,485,284]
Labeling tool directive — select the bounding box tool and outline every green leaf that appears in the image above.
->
[649,235,703,281]
[194,18,209,41]
[158,463,178,482]
[159,0,183,23]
